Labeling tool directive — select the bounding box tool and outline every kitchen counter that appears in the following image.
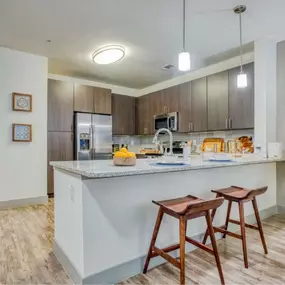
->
[51,155,285,285]
[50,155,285,179]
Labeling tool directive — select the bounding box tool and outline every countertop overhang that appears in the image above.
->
[50,156,285,179]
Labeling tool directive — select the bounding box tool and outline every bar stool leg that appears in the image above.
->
[202,194,220,245]
[143,208,164,274]
[222,201,232,239]
[205,211,225,285]
[238,202,248,268]
[179,216,186,285]
[252,197,268,254]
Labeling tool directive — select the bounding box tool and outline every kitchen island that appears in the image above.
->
[51,156,285,285]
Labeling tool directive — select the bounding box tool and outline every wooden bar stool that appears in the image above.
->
[143,195,225,285]
[202,186,268,269]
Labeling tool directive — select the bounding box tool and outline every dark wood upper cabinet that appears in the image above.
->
[47,131,74,194]
[136,96,146,135]
[112,94,136,135]
[191,77,207,132]
[229,63,254,129]
[74,84,94,113]
[207,71,229,131]
[177,82,191,133]
[136,95,152,135]
[48,79,74,132]
[150,90,164,117]
[93,87,112,114]
[162,86,178,113]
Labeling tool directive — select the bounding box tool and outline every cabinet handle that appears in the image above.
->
[225,118,229,129]
[229,119,233,129]
[188,122,191,132]
[190,122,194,132]
[71,133,73,141]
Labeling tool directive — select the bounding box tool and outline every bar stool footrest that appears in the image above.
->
[213,226,242,240]
[152,246,180,268]
[185,236,214,255]
[229,219,259,230]
[151,243,180,258]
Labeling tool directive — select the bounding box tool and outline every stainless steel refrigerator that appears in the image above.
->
[75,113,112,160]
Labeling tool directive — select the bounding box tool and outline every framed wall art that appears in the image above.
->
[12,124,32,142]
[12,93,32,112]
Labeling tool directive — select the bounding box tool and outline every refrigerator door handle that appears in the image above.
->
[89,126,93,160]
[92,125,96,159]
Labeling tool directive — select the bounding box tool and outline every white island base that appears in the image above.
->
[52,159,284,284]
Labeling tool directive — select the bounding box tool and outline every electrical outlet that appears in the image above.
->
[69,185,75,202]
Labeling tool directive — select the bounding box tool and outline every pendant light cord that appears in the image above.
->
[183,0,186,51]
[239,11,243,72]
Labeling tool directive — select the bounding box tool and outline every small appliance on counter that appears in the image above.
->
[267,142,283,158]
[202,138,225,153]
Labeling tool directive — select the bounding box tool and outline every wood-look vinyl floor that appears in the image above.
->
[0,199,285,284]
[0,199,71,285]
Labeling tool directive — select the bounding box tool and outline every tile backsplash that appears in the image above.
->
[113,129,254,150]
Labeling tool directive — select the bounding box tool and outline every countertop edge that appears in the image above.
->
[50,158,285,179]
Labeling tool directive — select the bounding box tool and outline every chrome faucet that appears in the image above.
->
[153,128,173,155]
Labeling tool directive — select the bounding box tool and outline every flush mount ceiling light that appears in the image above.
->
[234,5,247,88]
[92,45,125,65]
[178,0,191,72]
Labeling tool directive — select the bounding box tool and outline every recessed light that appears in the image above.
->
[92,45,125,65]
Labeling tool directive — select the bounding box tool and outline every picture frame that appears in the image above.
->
[12,124,32,142]
[12,93,32,112]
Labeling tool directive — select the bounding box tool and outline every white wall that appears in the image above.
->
[0,47,48,202]
[254,39,277,147]
[277,41,285,149]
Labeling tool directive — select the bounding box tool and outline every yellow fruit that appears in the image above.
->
[120,147,128,153]
[114,151,128,158]
[129,152,136,158]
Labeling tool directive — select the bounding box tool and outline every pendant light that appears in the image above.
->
[178,0,190,71]
[234,5,247,88]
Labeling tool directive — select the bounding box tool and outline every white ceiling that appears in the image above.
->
[0,0,285,88]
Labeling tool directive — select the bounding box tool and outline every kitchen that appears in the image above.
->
[1,0,285,285]
[47,62,255,195]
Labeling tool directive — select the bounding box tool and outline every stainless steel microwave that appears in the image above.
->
[154,112,178,131]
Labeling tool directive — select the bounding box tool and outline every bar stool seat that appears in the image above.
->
[203,185,268,269]
[153,195,203,215]
[212,186,250,200]
[143,195,225,285]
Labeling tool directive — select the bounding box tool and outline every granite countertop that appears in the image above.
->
[50,155,285,179]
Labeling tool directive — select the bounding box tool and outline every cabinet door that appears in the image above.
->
[207,71,229,131]
[48,79,74,132]
[149,91,163,134]
[229,63,254,129]
[93,87,112,114]
[177,82,191,132]
[74,84,94,113]
[136,95,151,135]
[163,86,178,113]
[191,77,207,132]
[112,94,136,135]
[47,132,74,194]
[136,96,145,135]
